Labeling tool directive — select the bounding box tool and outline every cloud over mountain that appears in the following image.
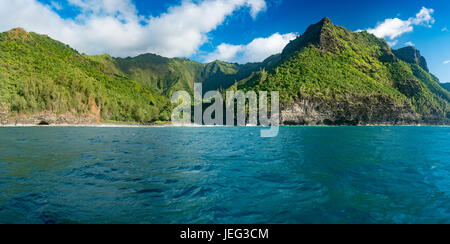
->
[203,32,297,63]
[0,0,268,58]
[367,7,435,40]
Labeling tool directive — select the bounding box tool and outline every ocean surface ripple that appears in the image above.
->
[0,126,449,224]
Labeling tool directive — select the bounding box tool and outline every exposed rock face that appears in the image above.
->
[281,96,421,125]
[0,98,102,125]
[0,111,100,126]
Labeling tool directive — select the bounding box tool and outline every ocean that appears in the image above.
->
[0,126,449,224]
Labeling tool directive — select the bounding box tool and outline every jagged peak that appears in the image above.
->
[305,17,335,34]
[320,17,332,25]
[393,46,429,72]
[281,17,343,58]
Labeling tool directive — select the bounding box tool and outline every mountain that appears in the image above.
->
[1,18,449,125]
[89,53,264,96]
[442,83,450,92]
[229,18,450,125]
[392,46,429,72]
[0,28,171,125]
[0,28,264,125]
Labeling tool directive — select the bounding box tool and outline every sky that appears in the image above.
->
[0,0,449,82]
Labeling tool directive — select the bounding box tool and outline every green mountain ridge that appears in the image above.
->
[88,53,265,96]
[0,28,262,124]
[1,18,449,125]
[392,46,429,72]
[0,28,171,124]
[230,17,450,125]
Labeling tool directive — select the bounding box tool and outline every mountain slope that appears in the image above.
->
[1,19,449,126]
[442,83,450,92]
[88,53,263,96]
[0,28,263,125]
[230,18,450,125]
[0,28,171,124]
[393,46,429,72]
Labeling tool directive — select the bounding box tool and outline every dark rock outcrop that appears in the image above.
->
[0,112,100,126]
[281,95,422,125]
[38,121,50,126]
[281,17,331,58]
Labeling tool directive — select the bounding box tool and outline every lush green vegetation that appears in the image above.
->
[0,28,171,123]
[91,53,263,97]
[1,18,449,124]
[113,54,262,97]
[0,28,262,124]
[230,18,450,122]
[442,83,450,92]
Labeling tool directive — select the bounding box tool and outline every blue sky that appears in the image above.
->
[1,0,449,82]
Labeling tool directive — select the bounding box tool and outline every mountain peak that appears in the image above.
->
[393,46,429,72]
[281,17,344,58]
[320,17,332,24]
[8,27,27,33]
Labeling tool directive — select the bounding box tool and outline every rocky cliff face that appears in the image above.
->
[0,112,98,126]
[0,99,101,125]
[281,97,420,125]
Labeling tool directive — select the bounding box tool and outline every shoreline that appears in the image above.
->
[1,123,449,128]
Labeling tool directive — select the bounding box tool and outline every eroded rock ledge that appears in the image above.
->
[281,96,447,126]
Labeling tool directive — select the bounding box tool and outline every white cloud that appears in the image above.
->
[368,18,414,39]
[367,7,435,40]
[405,41,415,46]
[205,43,245,62]
[245,0,267,18]
[387,40,398,47]
[203,32,297,63]
[0,0,267,58]
[411,7,435,26]
[444,60,450,65]
[443,27,448,32]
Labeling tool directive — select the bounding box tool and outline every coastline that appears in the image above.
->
[0,123,169,128]
[1,123,449,128]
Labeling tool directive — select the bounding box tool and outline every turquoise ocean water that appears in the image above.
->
[0,126,449,224]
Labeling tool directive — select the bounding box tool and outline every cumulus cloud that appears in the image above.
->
[405,41,415,46]
[444,60,450,65]
[367,7,435,40]
[203,32,297,63]
[0,0,267,58]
